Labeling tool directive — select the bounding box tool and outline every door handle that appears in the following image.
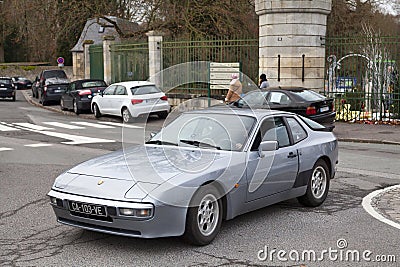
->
[287,152,297,158]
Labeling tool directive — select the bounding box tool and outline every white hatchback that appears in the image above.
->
[91,81,170,122]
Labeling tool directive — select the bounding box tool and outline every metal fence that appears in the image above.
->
[89,44,104,80]
[162,37,258,96]
[325,35,400,122]
[110,42,149,83]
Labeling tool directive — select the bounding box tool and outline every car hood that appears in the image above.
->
[45,77,70,85]
[53,145,239,201]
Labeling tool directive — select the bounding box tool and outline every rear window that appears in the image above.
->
[0,79,12,84]
[130,85,161,95]
[82,81,106,88]
[292,90,325,101]
[43,70,67,79]
[299,116,327,131]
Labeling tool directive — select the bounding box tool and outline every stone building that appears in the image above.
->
[71,16,139,80]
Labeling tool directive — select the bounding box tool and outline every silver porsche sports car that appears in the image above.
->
[48,107,338,245]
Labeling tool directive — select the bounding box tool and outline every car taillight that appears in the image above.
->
[44,86,47,92]
[78,90,92,96]
[160,96,168,101]
[131,99,143,105]
[306,106,317,115]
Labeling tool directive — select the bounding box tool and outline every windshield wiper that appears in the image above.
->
[146,140,178,146]
[179,139,221,150]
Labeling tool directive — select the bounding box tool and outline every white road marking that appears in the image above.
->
[13,122,54,131]
[0,147,14,151]
[38,130,115,145]
[97,121,143,129]
[43,122,85,130]
[70,121,115,129]
[24,143,53,147]
[0,122,20,131]
[362,184,400,230]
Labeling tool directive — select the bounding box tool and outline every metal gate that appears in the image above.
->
[162,37,258,96]
[89,44,104,80]
[325,35,399,122]
[110,42,149,83]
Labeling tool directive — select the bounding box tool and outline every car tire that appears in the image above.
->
[297,159,330,207]
[73,99,80,115]
[183,185,223,246]
[60,99,67,111]
[158,111,168,119]
[93,103,101,118]
[122,108,133,123]
[40,92,47,106]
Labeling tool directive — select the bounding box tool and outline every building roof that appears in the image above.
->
[71,16,140,52]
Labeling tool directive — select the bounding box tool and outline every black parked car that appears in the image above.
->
[232,87,336,130]
[12,77,32,90]
[37,69,69,105]
[60,79,107,114]
[0,77,16,101]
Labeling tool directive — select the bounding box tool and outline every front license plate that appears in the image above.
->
[320,106,329,112]
[68,201,107,217]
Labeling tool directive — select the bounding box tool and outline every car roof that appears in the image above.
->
[111,81,155,87]
[186,106,296,120]
[0,77,12,80]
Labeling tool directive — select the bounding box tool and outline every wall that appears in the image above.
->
[0,66,73,81]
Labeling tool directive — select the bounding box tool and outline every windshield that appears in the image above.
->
[239,91,268,107]
[148,113,256,151]
[0,79,12,85]
[82,81,106,88]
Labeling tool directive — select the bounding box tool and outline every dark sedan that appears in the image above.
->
[232,87,336,130]
[60,79,107,115]
[12,77,32,90]
[0,77,16,101]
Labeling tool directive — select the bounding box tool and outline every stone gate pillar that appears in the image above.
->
[256,0,332,90]
[146,31,163,88]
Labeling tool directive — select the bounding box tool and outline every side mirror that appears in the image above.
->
[258,140,278,158]
[150,132,157,138]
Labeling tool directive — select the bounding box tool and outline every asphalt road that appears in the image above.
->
[1,91,399,266]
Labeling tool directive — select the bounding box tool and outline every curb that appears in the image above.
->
[338,138,400,146]
[362,184,400,230]
[21,90,97,120]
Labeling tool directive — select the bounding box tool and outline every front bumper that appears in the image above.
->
[48,190,187,238]
[0,89,15,98]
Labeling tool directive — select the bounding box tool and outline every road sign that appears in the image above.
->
[57,57,64,67]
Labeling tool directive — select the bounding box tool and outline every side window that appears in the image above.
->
[103,85,116,95]
[251,117,290,150]
[115,86,127,95]
[286,117,307,143]
[267,92,291,105]
[70,83,75,91]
